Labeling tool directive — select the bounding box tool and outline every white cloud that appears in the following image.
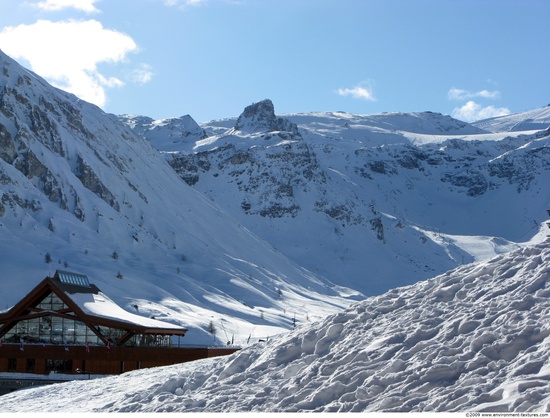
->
[163,0,208,9]
[448,87,501,101]
[127,63,154,85]
[336,85,376,101]
[451,101,510,122]
[0,19,139,107]
[35,0,101,13]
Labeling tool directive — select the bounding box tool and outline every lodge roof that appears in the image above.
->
[56,270,91,287]
[0,270,187,338]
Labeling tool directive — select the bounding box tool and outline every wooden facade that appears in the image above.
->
[0,271,238,375]
[0,344,239,375]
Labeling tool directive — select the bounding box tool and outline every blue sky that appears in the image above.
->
[0,0,548,123]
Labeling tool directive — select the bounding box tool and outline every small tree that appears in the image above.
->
[45,252,52,264]
[112,251,119,260]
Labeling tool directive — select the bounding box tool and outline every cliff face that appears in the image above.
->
[0,53,127,219]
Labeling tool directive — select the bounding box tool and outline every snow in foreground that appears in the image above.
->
[2,241,550,412]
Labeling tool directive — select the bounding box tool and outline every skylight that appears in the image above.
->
[56,270,90,287]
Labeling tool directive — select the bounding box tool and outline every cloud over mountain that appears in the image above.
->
[452,100,510,122]
[0,19,141,107]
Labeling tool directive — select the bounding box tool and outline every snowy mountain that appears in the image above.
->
[472,106,550,133]
[2,45,550,413]
[118,113,207,152]
[2,45,550,360]
[0,50,359,347]
[122,100,550,296]
[2,239,550,412]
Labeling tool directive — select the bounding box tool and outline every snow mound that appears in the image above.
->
[2,240,550,412]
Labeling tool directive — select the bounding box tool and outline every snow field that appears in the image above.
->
[2,240,550,412]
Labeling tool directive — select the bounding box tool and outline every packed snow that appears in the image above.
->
[69,290,184,330]
[2,240,550,412]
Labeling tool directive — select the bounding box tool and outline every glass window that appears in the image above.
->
[123,333,171,347]
[46,359,72,373]
[3,315,104,346]
[36,293,68,311]
[75,321,88,344]
[26,358,35,373]
[27,317,40,341]
[94,325,124,344]
[57,271,90,287]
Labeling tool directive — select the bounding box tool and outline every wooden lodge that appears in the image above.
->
[0,270,238,376]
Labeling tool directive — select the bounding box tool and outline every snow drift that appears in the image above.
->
[2,240,550,412]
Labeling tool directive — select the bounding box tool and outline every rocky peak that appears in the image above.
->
[234,99,300,138]
[235,99,279,132]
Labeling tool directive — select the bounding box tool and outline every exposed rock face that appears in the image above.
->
[441,170,488,197]
[0,51,132,221]
[0,123,16,163]
[234,99,300,138]
[167,149,212,186]
[487,130,550,192]
[75,154,120,212]
[167,139,322,219]
[235,99,279,132]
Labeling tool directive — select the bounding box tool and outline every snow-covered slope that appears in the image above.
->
[123,99,550,296]
[2,240,550,412]
[2,44,550,361]
[0,51,358,346]
[472,106,550,133]
[118,113,207,152]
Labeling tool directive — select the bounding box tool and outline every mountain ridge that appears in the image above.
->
[2,47,550,346]
[0,51,357,346]
[122,99,550,296]
[2,49,550,411]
